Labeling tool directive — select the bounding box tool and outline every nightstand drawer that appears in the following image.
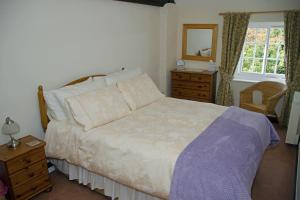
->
[172,88,210,99]
[7,148,45,174]
[14,174,50,200]
[190,74,211,82]
[172,80,210,91]
[172,72,190,81]
[10,160,48,188]
[0,135,52,200]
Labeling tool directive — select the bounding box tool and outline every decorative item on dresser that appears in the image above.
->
[171,69,217,103]
[0,135,52,200]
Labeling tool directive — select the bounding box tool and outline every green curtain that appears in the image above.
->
[280,11,300,126]
[217,13,250,106]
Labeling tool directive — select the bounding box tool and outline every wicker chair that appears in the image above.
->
[240,81,287,116]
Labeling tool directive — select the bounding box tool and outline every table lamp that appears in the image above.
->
[2,117,20,148]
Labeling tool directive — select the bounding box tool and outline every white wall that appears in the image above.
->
[1,0,300,145]
[0,0,161,144]
[159,4,178,95]
[161,0,300,102]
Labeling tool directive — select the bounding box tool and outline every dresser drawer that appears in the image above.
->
[172,80,210,91]
[7,148,45,174]
[14,174,50,200]
[172,88,210,99]
[190,74,211,82]
[171,72,190,81]
[170,70,217,103]
[10,160,48,188]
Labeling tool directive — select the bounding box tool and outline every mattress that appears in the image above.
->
[45,97,227,198]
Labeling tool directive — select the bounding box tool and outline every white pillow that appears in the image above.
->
[44,78,93,120]
[92,76,106,87]
[55,78,107,119]
[117,73,164,110]
[66,86,131,131]
[104,68,142,85]
[44,91,65,120]
[44,77,107,121]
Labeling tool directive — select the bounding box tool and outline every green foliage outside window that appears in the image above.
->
[241,26,285,76]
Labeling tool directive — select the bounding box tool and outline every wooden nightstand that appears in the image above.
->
[0,135,52,200]
[171,69,217,103]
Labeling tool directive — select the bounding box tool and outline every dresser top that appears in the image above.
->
[171,68,217,75]
[0,135,45,162]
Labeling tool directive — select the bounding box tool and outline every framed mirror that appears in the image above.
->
[182,24,218,61]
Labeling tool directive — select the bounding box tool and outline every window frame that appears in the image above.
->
[234,22,285,82]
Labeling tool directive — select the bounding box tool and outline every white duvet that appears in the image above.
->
[45,97,227,199]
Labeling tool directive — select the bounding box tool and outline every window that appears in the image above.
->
[235,22,285,81]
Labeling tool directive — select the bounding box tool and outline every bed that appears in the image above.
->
[38,71,279,200]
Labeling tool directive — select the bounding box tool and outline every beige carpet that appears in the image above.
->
[34,124,297,200]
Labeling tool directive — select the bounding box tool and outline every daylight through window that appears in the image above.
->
[236,23,285,80]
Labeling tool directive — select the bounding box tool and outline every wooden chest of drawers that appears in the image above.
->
[171,69,217,103]
[0,135,52,200]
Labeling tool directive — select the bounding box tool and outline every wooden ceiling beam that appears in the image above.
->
[115,0,175,7]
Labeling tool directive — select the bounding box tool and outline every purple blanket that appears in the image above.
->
[170,106,279,200]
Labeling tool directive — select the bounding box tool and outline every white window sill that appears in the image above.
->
[233,78,260,83]
[233,77,286,84]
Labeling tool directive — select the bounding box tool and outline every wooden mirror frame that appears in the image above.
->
[182,24,218,62]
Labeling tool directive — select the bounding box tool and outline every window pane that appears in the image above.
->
[276,59,285,74]
[245,28,256,43]
[255,44,265,58]
[253,59,263,73]
[256,28,267,43]
[242,58,253,72]
[243,44,255,57]
[279,44,285,60]
[238,26,286,79]
[266,60,276,73]
[269,28,284,44]
[268,44,279,58]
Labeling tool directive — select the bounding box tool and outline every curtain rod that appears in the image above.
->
[219,9,300,15]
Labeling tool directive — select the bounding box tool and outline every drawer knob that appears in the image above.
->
[28,172,35,177]
[31,186,38,191]
[23,158,32,164]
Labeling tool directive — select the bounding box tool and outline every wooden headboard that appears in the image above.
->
[37,74,106,132]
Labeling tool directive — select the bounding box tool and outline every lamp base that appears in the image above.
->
[7,136,20,148]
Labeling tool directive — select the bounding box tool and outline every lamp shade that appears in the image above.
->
[2,117,20,135]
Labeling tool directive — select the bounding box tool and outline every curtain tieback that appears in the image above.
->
[220,70,233,82]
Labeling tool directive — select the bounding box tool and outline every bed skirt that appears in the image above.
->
[50,159,162,200]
